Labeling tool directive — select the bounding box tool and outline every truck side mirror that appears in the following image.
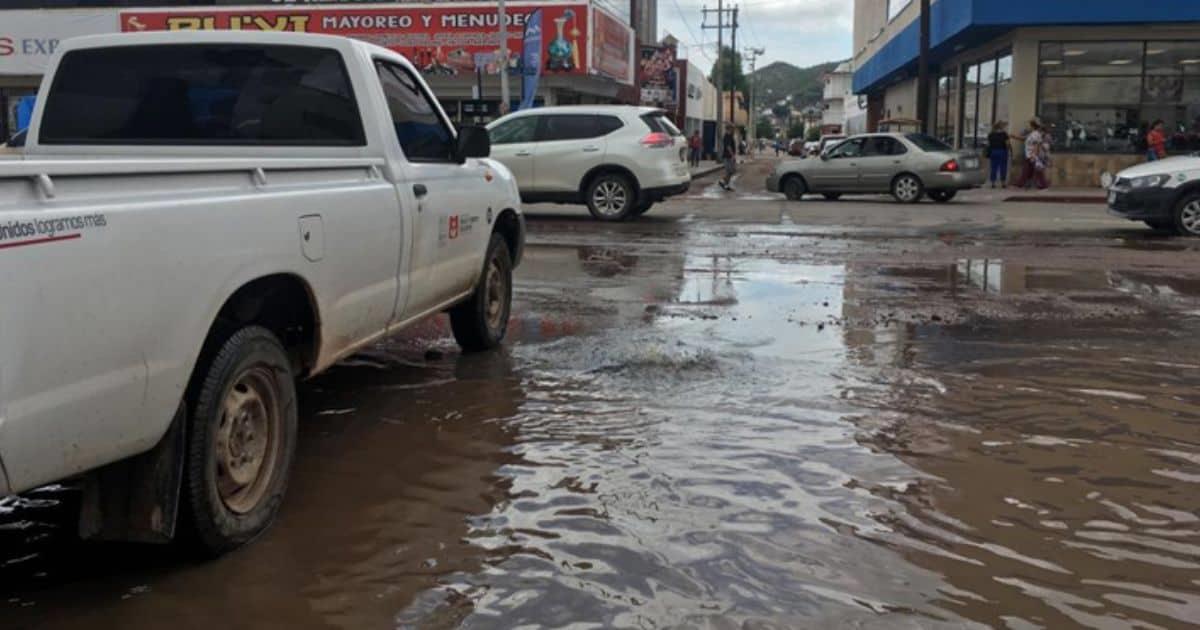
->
[454,126,490,163]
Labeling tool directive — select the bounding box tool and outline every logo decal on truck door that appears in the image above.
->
[448,215,460,240]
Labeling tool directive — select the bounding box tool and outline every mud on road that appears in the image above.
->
[4,163,1200,629]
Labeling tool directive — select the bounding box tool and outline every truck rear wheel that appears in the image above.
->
[451,234,513,352]
[183,326,297,556]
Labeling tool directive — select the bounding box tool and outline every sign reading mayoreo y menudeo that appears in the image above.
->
[118,3,631,83]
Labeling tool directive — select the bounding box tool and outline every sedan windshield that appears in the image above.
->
[905,133,952,152]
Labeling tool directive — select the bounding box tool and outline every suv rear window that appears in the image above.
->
[40,44,364,146]
[538,115,622,142]
[904,133,952,152]
[640,113,683,137]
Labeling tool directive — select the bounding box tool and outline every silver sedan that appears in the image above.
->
[766,133,986,203]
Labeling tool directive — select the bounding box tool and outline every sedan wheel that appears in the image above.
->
[1175,194,1200,236]
[783,176,807,201]
[892,174,924,204]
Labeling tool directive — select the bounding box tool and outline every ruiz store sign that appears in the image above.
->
[120,2,631,84]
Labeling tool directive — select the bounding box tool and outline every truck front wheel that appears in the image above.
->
[451,234,513,352]
[183,326,297,556]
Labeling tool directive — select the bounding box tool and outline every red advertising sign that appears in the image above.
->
[120,3,590,77]
[589,6,632,85]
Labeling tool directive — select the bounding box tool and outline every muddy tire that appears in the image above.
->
[585,173,635,221]
[783,175,807,201]
[451,234,513,352]
[183,326,297,557]
[1173,193,1200,237]
[891,173,925,204]
[928,190,957,203]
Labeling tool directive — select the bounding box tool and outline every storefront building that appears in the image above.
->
[852,0,1200,186]
[1,1,648,139]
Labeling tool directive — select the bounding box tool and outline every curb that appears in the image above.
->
[691,165,725,179]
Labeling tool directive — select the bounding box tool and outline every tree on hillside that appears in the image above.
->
[771,103,791,119]
[787,122,805,140]
[709,46,748,94]
[756,117,775,140]
[806,127,821,142]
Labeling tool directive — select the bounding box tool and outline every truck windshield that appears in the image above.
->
[40,44,364,146]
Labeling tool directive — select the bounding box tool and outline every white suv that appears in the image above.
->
[487,106,691,221]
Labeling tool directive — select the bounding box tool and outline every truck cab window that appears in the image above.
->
[375,62,454,162]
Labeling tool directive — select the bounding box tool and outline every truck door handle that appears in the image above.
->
[413,184,428,198]
[582,146,601,153]
[515,151,533,157]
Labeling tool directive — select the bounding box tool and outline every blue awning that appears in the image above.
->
[853,0,1200,94]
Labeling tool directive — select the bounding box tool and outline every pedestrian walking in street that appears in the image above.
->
[1146,120,1167,162]
[1016,119,1048,190]
[719,125,737,191]
[987,121,1011,188]
[689,130,703,168]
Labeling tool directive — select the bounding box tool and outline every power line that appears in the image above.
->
[671,0,711,61]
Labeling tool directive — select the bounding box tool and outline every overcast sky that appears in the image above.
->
[657,0,852,72]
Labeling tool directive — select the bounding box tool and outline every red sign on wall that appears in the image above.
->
[589,6,633,85]
[120,4,590,77]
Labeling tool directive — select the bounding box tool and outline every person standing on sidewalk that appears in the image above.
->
[719,125,737,192]
[1146,120,1167,162]
[688,130,702,168]
[1016,119,1048,190]
[987,121,1011,188]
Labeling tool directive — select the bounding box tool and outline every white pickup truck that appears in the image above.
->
[0,31,524,554]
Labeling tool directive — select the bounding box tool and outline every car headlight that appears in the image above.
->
[1129,174,1170,189]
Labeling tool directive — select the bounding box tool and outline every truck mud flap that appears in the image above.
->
[78,403,185,544]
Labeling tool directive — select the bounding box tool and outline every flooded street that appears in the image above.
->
[5,162,1200,628]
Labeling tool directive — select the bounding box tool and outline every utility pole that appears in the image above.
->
[729,6,738,139]
[702,3,738,143]
[499,0,510,114]
[745,46,764,146]
[916,0,931,134]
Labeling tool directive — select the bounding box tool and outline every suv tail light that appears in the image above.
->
[640,132,674,149]
[940,159,960,172]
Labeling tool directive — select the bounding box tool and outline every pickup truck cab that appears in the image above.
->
[1107,155,1200,235]
[0,31,524,554]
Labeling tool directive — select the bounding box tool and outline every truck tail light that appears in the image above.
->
[940,159,960,172]
[640,132,673,149]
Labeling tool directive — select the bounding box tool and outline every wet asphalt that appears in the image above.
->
[4,158,1200,629]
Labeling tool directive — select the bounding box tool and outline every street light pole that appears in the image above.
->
[498,0,510,114]
[916,0,931,134]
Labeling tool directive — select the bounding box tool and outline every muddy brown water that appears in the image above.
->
[3,213,1200,629]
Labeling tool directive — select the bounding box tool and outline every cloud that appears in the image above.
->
[660,0,853,68]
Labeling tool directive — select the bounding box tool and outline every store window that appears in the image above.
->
[1038,41,1200,153]
[932,52,1012,149]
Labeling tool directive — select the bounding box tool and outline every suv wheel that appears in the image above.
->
[1174,193,1200,237]
[783,175,807,201]
[586,174,635,221]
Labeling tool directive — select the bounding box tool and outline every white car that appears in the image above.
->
[487,106,691,221]
[0,30,524,555]
[1107,155,1200,235]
